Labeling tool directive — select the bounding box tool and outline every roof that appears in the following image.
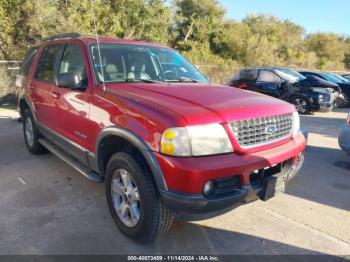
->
[40,33,166,48]
[242,66,292,71]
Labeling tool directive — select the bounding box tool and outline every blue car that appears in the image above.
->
[338,112,350,152]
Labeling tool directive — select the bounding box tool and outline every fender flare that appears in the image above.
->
[19,96,37,121]
[95,126,167,191]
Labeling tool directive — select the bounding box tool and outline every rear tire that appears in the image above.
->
[105,152,174,242]
[290,97,311,114]
[22,109,47,154]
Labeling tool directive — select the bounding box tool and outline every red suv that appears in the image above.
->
[17,33,306,242]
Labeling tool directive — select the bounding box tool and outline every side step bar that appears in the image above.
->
[39,138,103,183]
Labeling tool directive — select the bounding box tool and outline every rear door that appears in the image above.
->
[29,44,63,129]
[255,70,283,97]
[238,69,259,90]
[50,42,93,162]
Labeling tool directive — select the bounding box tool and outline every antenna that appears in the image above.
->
[89,0,106,92]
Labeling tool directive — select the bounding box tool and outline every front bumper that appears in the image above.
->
[160,153,304,220]
[318,102,333,112]
[157,133,306,220]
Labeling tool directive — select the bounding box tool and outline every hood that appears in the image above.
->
[106,83,295,125]
[338,82,350,89]
[299,75,339,88]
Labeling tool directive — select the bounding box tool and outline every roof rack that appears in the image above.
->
[41,33,81,41]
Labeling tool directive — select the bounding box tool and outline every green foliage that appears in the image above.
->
[306,33,347,69]
[0,0,349,83]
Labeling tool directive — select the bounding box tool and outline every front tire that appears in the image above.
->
[290,97,311,114]
[338,93,350,108]
[105,152,174,242]
[23,109,47,154]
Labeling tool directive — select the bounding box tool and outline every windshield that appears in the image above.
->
[89,43,209,84]
[319,72,343,84]
[274,68,306,83]
[329,73,350,83]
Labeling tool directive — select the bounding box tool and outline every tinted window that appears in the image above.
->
[239,69,258,81]
[19,47,39,76]
[257,70,282,83]
[35,45,61,82]
[59,44,87,88]
[319,72,342,84]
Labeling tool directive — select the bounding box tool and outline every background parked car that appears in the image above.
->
[226,67,339,114]
[330,72,350,84]
[338,111,350,153]
[342,74,350,81]
[300,71,350,107]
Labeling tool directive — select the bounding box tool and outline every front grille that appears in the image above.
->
[230,113,293,148]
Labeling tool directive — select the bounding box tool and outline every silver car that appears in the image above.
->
[338,112,350,152]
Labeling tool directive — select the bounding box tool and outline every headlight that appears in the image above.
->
[160,124,233,156]
[292,111,300,136]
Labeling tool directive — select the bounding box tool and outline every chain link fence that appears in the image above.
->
[0,61,22,107]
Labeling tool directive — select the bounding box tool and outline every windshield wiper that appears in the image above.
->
[125,79,164,83]
[166,77,199,83]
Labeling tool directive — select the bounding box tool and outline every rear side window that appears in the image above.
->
[240,69,258,81]
[19,47,39,76]
[257,70,282,83]
[35,45,61,82]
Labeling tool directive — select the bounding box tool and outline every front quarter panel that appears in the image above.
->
[90,86,186,153]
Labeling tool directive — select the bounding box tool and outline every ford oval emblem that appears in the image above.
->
[266,125,277,134]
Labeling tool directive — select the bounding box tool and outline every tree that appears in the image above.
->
[0,1,349,82]
[209,21,250,61]
[172,0,225,50]
[306,33,347,69]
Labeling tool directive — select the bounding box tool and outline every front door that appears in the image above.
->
[255,70,282,97]
[50,42,93,164]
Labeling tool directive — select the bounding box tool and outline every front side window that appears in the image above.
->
[59,44,88,88]
[89,43,209,83]
[257,70,282,83]
[35,45,61,82]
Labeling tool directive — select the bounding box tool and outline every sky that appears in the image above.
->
[219,0,350,36]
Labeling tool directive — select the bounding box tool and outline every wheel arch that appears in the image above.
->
[19,97,37,121]
[288,93,312,102]
[95,126,167,191]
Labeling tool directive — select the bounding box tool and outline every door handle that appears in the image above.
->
[51,91,60,99]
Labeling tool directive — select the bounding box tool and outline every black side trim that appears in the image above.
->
[96,126,167,191]
[37,122,90,168]
[39,138,103,183]
[87,152,99,173]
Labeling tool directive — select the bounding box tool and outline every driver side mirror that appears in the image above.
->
[57,73,84,90]
[280,80,288,88]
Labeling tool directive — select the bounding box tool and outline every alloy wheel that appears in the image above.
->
[24,117,34,147]
[111,169,141,227]
[294,98,307,114]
